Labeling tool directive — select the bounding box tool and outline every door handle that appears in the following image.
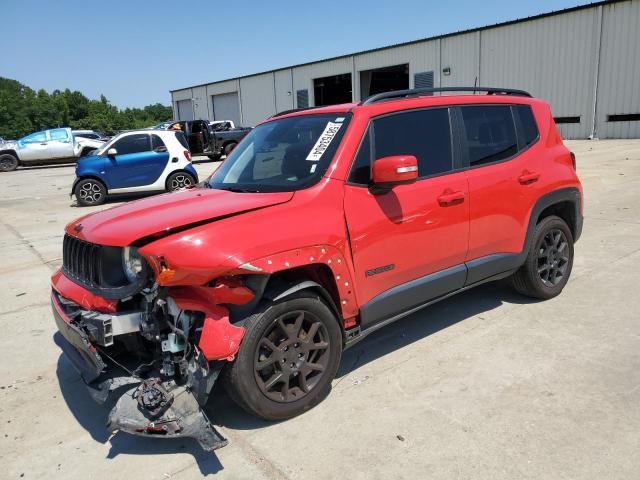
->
[518,171,540,185]
[438,189,465,207]
[40,142,48,145]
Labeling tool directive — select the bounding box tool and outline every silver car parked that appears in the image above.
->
[0,127,105,172]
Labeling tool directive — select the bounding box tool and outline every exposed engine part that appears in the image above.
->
[80,310,145,346]
[161,332,185,353]
[135,378,173,418]
[107,378,227,451]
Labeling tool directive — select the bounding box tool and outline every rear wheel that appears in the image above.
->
[225,292,342,420]
[207,155,221,161]
[0,153,19,172]
[166,171,195,191]
[510,215,574,299]
[74,178,107,206]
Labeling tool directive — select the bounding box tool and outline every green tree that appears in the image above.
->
[0,77,173,139]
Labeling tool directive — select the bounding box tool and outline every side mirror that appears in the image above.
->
[107,148,118,157]
[372,155,418,189]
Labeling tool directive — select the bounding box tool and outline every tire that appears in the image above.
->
[74,178,107,206]
[223,142,237,157]
[225,292,342,421]
[166,171,195,191]
[510,215,574,299]
[207,155,221,161]
[0,153,19,172]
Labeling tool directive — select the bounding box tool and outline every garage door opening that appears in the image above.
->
[211,92,241,126]
[360,64,409,100]
[313,73,352,106]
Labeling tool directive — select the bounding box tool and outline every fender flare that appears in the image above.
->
[265,279,342,321]
[524,187,582,251]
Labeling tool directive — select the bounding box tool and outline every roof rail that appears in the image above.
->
[270,107,321,118]
[360,87,532,105]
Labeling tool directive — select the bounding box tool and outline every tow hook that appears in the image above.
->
[107,378,227,451]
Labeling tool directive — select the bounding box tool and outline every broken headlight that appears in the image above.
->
[122,246,146,283]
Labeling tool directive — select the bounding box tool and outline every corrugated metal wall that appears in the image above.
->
[171,0,640,138]
[595,1,640,138]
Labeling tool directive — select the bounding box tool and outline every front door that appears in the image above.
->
[17,131,50,161]
[344,107,469,328]
[105,133,168,189]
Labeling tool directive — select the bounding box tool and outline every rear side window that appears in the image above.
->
[151,134,166,151]
[112,134,150,155]
[513,105,539,146]
[174,132,189,150]
[349,108,453,184]
[50,129,69,141]
[461,106,517,166]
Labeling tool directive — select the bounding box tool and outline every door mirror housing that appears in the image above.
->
[372,155,418,189]
[107,148,118,157]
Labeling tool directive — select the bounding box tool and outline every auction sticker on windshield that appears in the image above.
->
[306,122,343,161]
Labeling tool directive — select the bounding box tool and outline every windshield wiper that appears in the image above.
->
[215,186,262,193]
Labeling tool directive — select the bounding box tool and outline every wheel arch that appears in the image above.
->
[165,169,197,190]
[525,188,582,253]
[73,175,109,195]
[0,149,20,163]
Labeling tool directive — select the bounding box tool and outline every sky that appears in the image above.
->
[3,0,594,109]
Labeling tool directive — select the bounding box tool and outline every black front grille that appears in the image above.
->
[62,234,102,287]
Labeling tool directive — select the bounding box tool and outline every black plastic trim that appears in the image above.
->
[359,264,467,330]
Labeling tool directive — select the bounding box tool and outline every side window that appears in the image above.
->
[372,108,453,177]
[22,132,47,144]
[151,134,166,151]
[50,129,69,141]
[460,106,518,166]
[513,105,539,147]
[348,130,371,184]
[112,134,150,155]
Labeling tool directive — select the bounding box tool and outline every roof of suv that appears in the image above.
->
[269,87,540,123]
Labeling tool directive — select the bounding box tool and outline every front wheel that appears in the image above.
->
[510,215,574,299]
[0,153,19,172]
[225,292,342,421]
[74,178,107,206]
[166,171,195,191]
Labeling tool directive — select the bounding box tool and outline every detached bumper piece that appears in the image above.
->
[107,378,228,451]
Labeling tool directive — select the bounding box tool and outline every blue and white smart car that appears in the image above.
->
[72,130,198,206]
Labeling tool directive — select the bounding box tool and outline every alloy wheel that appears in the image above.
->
[170,174,193,190]
[537,228,569,287]
[253,310,330,403]
[78,182,103,204]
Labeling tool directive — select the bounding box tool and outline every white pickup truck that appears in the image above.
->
[0,127,104,172]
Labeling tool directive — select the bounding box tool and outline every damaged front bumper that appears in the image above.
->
[51,289,229,451]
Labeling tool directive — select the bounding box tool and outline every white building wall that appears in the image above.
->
[595,0,640,139]
[239,73,276,126]
[171,1,640,138]
[274,69,294,112]
[479,7,600,139]
[441,32,480,88]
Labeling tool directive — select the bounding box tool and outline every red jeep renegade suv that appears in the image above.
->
[52,87,583,450]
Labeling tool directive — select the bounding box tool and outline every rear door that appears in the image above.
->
[105,133,168,189]
[48,128,75,159]
[343,107,469,328]
[458,104,541,283]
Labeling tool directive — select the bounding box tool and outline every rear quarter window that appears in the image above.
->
[513,105,540,146]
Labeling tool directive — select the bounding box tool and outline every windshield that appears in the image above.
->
[208,113,351,192]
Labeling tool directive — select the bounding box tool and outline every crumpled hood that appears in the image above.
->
[1,139,18,150]
[66,187,294,246]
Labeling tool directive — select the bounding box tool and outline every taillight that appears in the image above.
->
[570,152,576,170]
[184,150,191,162]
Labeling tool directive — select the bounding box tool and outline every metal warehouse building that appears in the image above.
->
[170,0,640,139]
